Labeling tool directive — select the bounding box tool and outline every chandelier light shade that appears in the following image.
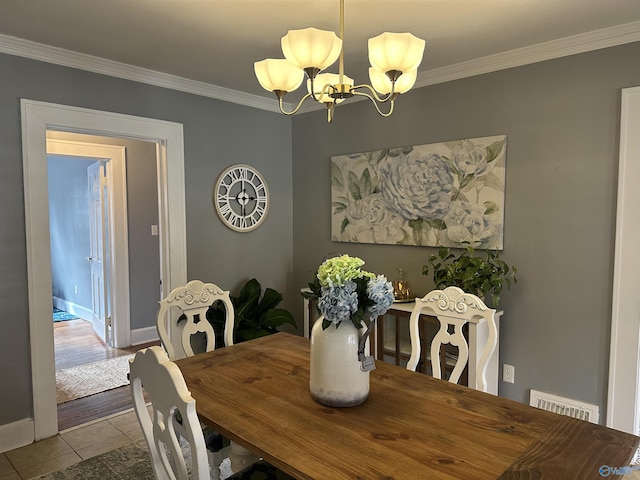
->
[367,33,425,73]
[282,28,343,71]
[254,0,426,122]
[254,59,305,93]
[369,68,417,95]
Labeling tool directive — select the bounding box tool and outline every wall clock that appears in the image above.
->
[213,164,270,232]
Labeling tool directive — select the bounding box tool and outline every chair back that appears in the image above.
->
[129,346,210,480]
[157,280,234,360]
[407,286,497,392]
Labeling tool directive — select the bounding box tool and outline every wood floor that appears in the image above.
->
[54,319,158,431]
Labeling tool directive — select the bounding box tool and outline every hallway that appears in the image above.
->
[54,319,157,430]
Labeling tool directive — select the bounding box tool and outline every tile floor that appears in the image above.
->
[0,408,145,480]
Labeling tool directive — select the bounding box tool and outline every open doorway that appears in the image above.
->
[22,99,187,441]
[45,136,164,428]
[47,147,135,427]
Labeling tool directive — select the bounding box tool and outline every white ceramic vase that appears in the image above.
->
[309,316,370,407]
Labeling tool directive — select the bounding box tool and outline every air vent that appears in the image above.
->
[529,389,599,424]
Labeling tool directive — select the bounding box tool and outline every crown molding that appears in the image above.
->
[416,20,640,88]
[0,33,281,113]
[1,20,639,115]
[294,20,640,114]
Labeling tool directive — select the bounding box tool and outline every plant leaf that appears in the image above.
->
[332,201,347,214]
[348,170,361,201]
[485,139,506,163]
[360,168,372,198]
[331,162,344,191]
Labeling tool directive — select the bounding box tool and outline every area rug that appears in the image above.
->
[53,308,78,322]
[34,439,292,480]
[56,355,134,404]
[35,441,154,480]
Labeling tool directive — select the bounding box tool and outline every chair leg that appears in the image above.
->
[228,441,259,474]
[208,445,231,480]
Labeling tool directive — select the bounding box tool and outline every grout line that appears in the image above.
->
[59,407,135,434]
[59,401,152,434]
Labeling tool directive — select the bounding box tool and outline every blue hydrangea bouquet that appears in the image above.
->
[303,254,394,346]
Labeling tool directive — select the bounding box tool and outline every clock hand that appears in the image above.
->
[241,178,247,217]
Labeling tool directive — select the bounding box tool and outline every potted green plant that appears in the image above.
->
[207,278,296,343]
[422,247,517,307]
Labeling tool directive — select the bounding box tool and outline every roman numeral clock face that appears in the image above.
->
[213,164,270,232]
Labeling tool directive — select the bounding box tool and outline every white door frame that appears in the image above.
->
[608,86,640,434]
[21,99,187,441]
[47,140,130,348]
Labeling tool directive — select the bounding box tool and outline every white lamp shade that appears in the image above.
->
[254,59,304,92]
[307,72,353,103]
[368,32,425,73]
[369,68,417,94]
[282,27,342,71]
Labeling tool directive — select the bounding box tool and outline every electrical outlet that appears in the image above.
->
[74,285,78,295]
[503,364,515,384]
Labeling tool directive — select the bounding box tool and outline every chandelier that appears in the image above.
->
[254,0,426,123]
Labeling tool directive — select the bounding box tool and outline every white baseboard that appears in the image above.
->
[130,326,159,346]
[52,296,92,321]
[0,418,34,453]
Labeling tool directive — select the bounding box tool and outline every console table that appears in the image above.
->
[303,292,503,394]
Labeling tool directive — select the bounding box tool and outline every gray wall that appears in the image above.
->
[48,155,94,309]
[47,132,162,331]
[2,38,638,429]
[292,41,640,413]
[0,52,293,426]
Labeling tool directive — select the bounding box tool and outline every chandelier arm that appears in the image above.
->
[351,83,394,103]
[278,92,314,116]
[309,76,339,103]
[351,90,396,117]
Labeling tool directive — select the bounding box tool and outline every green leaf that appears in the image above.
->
[331,162,344,191]
[262,309,296,328]
[348,171,361,201]
[480,171,504,192]
[207,278,297,344]
[485,139,506,163]
[360,168,372,198]
[340,217,349,233]
[421,247,517,307]
[408,218,425,245]
[370,149,388,166]
[483,201,499,215]
[458,174,475,190]
[426,219,447,231]
[332,202,347,214]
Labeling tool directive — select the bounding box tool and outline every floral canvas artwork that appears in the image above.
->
[331,135,507,249]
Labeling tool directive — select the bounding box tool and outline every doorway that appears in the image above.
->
[46,139,128,348]
[21,99,187,441]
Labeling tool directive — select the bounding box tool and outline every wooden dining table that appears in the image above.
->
[176,333,639,480]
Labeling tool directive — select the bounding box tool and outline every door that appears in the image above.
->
[87,161,109,344]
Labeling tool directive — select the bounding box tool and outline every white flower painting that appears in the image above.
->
[331,135,507,249]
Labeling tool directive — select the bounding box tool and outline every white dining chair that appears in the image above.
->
[156,280,234,361]
[155,280,259,475]
[130,346,213,480]
[406,286,498,393]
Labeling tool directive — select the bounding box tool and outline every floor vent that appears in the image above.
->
[529,389,599,424]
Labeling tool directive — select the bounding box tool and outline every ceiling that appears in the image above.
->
[1,0,640,105]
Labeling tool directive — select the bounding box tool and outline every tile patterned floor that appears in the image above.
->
[0,409,145,480]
